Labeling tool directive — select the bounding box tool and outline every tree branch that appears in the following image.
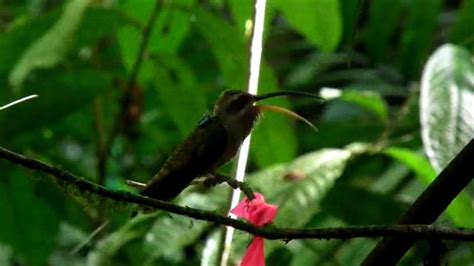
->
[1,146,474,242]
[363,139,474,265]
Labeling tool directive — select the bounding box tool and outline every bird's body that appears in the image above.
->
[140,90,318,200]
[140,114,250,200]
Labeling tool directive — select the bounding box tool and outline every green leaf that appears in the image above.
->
[141,193,223,264]
[339,90,388,123]
[420,44,474,172]
[364,0,403,62]
[118,0,194,73]
[194,9,247,88]
[0,10,59,76]
[228,0,253,34]
[384,148,435,182]
[9,0,91,89]
[384,147,474,227]
[0,244,14,266]
[449,0,474,47]
[274,0,342,51]
[76,8,129,48]
[153,55,208,138]
[0,169,59,266]
[338,239,376,265]
[228,0,275,38]
[0,69,111,140]
[321,184,407,225]
[267,247,293,266]
[339,0,361,46]
[399,0,441,78]
[150,0,195,54]
[87,213,159,266]
[89,189,229,265]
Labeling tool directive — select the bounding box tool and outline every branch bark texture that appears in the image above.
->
[0,146,473,243]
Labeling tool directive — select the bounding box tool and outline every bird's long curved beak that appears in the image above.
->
[257,105,317,131]
[254,91,323,101]
[253,91,321,131]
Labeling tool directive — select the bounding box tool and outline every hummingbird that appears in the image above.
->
[139,90,320,200]
[72,90,320,253]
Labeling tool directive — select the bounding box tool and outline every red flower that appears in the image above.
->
[231,193,278,266]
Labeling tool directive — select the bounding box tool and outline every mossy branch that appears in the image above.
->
[1,146,474,242]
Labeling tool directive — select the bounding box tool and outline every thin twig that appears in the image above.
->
[93,98,107,186]
[0,94,38,110]
[1,146,474,242]
[126,179,147,189]
[126,0,162,90]
[70,222,109,255]
[100,0,163,184]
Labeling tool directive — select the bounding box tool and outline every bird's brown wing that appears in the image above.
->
[140,116,229,200]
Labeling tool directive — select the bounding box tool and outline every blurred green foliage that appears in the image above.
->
[0,0,474,265]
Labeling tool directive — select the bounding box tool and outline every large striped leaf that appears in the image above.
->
[420,44,474,172]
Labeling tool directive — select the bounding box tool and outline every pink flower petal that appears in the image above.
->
[249,203,278,226]
[241,237,265,266]
[230,192,279,266]
[231,193,278,227]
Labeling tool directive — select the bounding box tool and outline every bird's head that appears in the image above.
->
[213,90,321,142]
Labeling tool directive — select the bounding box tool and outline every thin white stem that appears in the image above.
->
[0,94,38,110]
[220,0,267,265]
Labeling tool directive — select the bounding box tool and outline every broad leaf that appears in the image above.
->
[0,169,59,266]
[88,188,229,265]
[364,0,403,62]
[193,9,247,88]
[0,69,111,141]
[153,55,208,138]
[449,0,474,46]
[118,0,194,73]
[274,0,342,51]
[87,213,159,266]
[0,10,58,76]
[399,0,441,78]
[9,0,91,89]
[339,90,388,123]
[228,0,253,34]
[321,184,406,225]
[420,44,474,172]
[339,0,361,46]
[384,147,474,227]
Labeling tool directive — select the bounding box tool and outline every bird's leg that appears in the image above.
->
[126,175,255,201]
[204,173,255,200]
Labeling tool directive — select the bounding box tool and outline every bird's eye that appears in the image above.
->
[227,95,249,113]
